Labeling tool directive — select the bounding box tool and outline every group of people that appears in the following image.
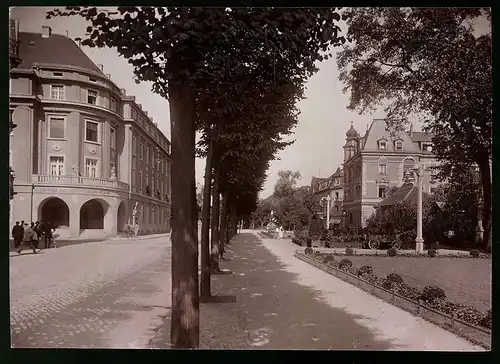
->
[11,220,56,254]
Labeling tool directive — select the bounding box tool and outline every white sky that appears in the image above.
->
[11,7,490,199]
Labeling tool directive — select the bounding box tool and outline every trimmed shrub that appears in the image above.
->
[345,247,354,256]
[387,247,398,257]
[386,273,404,284]
[470,249,480,258]
[428,249,437,257]
[338,259,352,270]
[304,247,313,256]
[381,279,394,290]
[420,285,446,303]
[479,309,492,329]
[357,265,374,277]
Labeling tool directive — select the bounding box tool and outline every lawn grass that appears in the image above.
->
[345,256,491,313]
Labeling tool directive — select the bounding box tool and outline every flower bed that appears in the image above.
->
[325,249,490,259]
[300,248,491,347]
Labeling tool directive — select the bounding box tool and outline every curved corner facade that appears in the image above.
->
[9,28,171,240]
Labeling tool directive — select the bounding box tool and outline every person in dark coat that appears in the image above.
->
[42,221,54,249]
[11,221,24,249]
[18,223,38,254]
[34,221,42,248]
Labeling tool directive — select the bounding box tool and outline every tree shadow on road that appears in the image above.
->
[206,233,398,350]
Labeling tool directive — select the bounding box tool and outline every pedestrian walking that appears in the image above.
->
[42,221,54,249]
[11,221,24,249]
[34,221,42,248]
[18,223,39,254]
[278,226,284,240]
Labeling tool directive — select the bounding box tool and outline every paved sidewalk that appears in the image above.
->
[153,230,484,350]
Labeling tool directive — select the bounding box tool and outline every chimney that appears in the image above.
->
[97,64,104,71]
[106,73,111,79]
[144,111,148,116]
[120,88,126,95]
[137,103,142,109]
[41,26,52,38]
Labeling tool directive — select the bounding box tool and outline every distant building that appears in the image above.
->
[310,167,344,228]
[342,119,441,228]
[9,25,171,239]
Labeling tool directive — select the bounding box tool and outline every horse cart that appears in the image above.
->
[364,230,414,250]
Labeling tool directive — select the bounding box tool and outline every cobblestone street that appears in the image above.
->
[10,236,172,348]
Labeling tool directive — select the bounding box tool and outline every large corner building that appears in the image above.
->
[342,119,441,228]
[9,25,172,239]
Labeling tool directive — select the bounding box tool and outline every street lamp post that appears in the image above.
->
[320,195,332,230]
[412,163,430,253]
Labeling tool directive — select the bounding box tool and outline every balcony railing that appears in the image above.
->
[32,174,129,191]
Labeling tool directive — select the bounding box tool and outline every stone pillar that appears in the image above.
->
[69,207,80,239]
[104,203,117,237]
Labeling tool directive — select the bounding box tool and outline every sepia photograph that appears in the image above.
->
[9,6,491,351]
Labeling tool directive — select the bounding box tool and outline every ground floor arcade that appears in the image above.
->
[10,185,170,240]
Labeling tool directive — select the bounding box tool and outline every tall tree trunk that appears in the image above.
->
[200,134,215,299]
[478,158,492,252]
[229,200,238,239]
[219,191,229,259]
[210,157,222,272]
[169,83,199,348]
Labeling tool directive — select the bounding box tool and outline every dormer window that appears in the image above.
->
[395,140,403,151]
[378,140,387,151]
[422,143,433,152]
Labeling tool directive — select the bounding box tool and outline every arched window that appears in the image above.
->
[403,157,416,174]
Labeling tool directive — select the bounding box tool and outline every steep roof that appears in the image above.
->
[361,119,427,153]
[17,32,105,75]
[332,167,343,178]
[310,167,343,194]
[378,183,430,208]
[411,131,433,143]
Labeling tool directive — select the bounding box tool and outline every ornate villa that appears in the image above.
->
[9,24,171,239]
[310,167,344,228]
[342,119,441,228]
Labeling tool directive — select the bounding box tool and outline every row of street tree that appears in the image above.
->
[47,7,347,348]
[47,7,491,348]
